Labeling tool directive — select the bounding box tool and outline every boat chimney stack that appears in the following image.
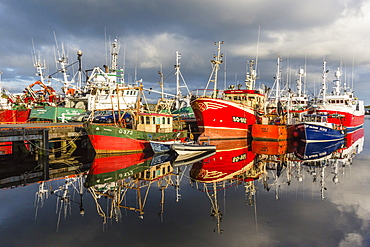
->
[104,64,109,73]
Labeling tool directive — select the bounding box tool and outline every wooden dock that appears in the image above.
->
[0,122,85,142]
[0,122,93,182]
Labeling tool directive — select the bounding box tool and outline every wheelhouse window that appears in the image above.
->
[155,117,161,124]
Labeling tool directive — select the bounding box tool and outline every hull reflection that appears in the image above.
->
[85,152,154,188]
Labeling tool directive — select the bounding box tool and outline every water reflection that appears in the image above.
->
[0,128,365,236]
[189,140,262,233]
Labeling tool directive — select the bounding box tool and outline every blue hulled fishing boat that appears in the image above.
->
[294,114,346,142]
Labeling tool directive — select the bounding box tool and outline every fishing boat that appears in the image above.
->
[0,38,141,124]
[294,113,346,142]
[84,85,188,154]
[191,42,265,140]
[314,61,364,133]
[0,79,85,123]
[0,44,87,123]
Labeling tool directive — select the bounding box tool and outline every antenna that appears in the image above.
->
[135,50,138,84]
[53,31,61,62]
[321,60,328,102]
[304,55,307,95]
[255,26,261,73]
[352,55,354,90]
[104,28,108,66]
[123,42,126,84]
[31,38,36,65]
[223,52,227,90]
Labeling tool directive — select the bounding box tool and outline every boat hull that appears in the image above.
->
[190,146,256,183]
[316,106,364,133]
[0,109,31,123]
[191,98,260,140]
[85,122,187,154]
[85,152,153,187]
[294,139,345,161]
[295,123,345,142]
[30,106,85,122]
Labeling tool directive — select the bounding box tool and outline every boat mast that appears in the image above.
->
[333,67,342,96]
[275,56,282,101]
[321,61,328,102]
[245,60,258,90]
[111,39,118,71]
[268,56,282,101]
[296,67,305,97]
[175,51,181,106]
[54,34,69,89]
[204,41,224,98]
[158,69,165,101]
[32,39,47,85]
[110,38,120,84]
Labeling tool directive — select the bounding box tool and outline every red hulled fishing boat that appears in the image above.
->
[314,61,364,133]
[191,42,265,140]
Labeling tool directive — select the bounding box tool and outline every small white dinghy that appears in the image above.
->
[171,142,216,155]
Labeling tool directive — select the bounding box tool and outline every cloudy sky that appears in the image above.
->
[1,0,370,104]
